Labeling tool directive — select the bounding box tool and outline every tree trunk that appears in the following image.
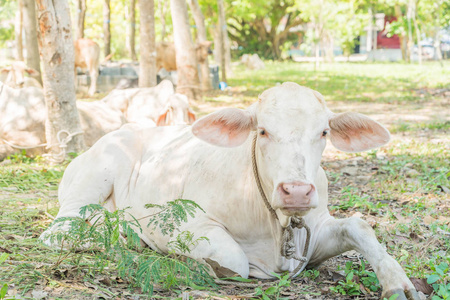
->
[75,0,86,40]
[159,0,168,42]
[139,0,157,87]
[433,1,443,65]
[407,1,413,63]
[394,4,407,61]
[188,0,212,91]
[103,0,111,58]
[217,0,227,82]
[412,0,422,65]
[35,0,85,159]
[15,0,24,61]
[23,0,41,84]
[170,0,201,100]
[126,0,137,61]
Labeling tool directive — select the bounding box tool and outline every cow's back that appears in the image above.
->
[74,38,100,69]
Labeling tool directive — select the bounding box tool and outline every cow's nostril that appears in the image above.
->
[281,184,290,195]
[306,184,316,197]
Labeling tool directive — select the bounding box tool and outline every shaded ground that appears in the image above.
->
[1,62,449,299]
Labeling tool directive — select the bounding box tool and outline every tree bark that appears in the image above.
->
[217,0,227,82]
[15,0,24,61]
[170,0,201,100]
[433,0,443,65]
[75,0,86,40]
[23,0,41,84]
[139,0,157,87]
[126,0,137,61]
[188,0,212,91]
[35,0,85,158]
[103,0,111,58]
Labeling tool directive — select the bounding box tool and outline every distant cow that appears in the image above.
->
[102,80,196,126]
[0,61,42,89]
[74,38,100,96]
[156,41,212,72]
[41,82,418,300]
[0,81,125,161]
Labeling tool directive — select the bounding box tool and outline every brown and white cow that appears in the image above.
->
[156,41,212,72]
[0,61,42,89]
[41,82,418,299]
[74,38,100,96]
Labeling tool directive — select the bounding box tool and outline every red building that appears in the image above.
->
[376,16,401,49]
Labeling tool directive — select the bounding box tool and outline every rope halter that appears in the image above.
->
[251,133,311,279]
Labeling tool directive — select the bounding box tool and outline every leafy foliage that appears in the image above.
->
[254,273,291,300]
[45,203,214,295]
[427,262,450,300]
[330,261,380,296]
[145,199,205,236]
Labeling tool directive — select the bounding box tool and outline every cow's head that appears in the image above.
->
[157,93,196,126]
[196,41,213,64]
[192,82,390,221]
[0,61,39,88]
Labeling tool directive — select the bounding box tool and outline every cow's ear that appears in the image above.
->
[188,109,196,125]
[192,108,255,147]
[0,67,11,73]
[157,109,169,126]
[329,112,390,152]
[25,67,40,76]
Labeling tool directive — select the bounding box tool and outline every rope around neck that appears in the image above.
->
[215,134,312,287]
[251,133,311,279]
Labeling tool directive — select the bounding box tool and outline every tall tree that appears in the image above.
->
[75,0,87,40]
[171,0,201,100]
[15,0,24,61]
[126,0,137,61]
[188,0,212,91]
[103,0,111,57]
[139,0,157,87]
[227,0,303,60]
[36,0,85,158]
[23,0,41,84]
[217,0,227,82]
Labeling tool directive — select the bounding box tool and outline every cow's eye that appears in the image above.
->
[322,130,328,137]
[260,129,266,136]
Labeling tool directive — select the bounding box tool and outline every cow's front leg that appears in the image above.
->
[308,217,419,300]
[176,225,250,279]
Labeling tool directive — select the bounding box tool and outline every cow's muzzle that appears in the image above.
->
[277,182,317,215]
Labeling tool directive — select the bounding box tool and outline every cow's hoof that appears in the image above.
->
[382,288,420,300]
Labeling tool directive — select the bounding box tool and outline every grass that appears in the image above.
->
[1,61,449,299]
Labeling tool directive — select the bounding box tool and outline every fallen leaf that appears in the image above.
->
[205,258,238,278]
[410,278,433,295]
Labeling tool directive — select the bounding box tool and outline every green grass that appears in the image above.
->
[227,61,450,103]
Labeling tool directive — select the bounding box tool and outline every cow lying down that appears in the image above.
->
[41,82,418,299]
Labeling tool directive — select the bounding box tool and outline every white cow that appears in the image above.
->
[102,80,196,126]
[0,82,125,161]
[41,83,418,299]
